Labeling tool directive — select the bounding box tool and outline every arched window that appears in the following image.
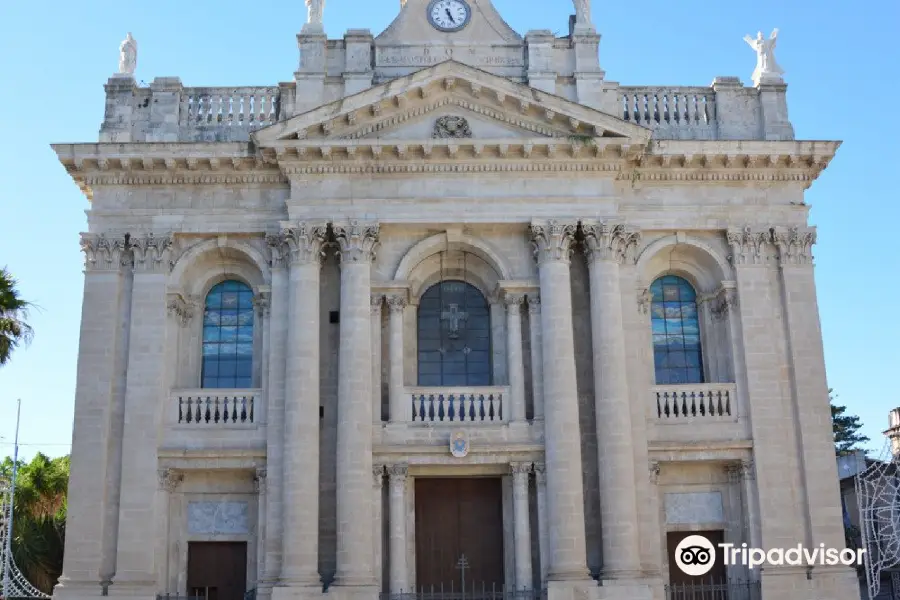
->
[650,275,703,385]
[417,280,491,386]
[202,280,254,389]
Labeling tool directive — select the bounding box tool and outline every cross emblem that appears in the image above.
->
[441,304,468,339]
[456,554,470,592]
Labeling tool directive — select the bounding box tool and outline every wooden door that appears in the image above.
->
[415,478,504,593]
[187,542,248,600]
[666,531,727,600]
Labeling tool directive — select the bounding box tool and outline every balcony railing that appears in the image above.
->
[407,386,508,424]
[619,86,717,140]
[652,383,737,420]
[171,389,262,426]
[664,579,761,600]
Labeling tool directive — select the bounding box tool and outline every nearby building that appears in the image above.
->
[50,2,857,600]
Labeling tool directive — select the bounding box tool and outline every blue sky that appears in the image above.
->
[0,0,898,461]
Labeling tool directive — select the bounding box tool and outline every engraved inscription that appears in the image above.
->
[187,501,250,534]
[376,46,523,68]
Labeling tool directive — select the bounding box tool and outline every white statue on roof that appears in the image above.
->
[744,29,784,85]
[118,32,137,77]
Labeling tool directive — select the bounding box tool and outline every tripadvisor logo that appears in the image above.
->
[674,534,867,576]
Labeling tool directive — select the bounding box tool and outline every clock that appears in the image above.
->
[427,0,471,32]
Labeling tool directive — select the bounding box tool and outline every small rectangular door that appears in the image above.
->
[187,541,248,600]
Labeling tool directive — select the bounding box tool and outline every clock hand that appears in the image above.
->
[445,8,456,23]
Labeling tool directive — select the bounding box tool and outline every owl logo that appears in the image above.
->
[450,430,469,458]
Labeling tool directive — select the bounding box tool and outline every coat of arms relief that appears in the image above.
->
[433,115,472,139]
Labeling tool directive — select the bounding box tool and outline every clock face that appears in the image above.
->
[427,0,471,32]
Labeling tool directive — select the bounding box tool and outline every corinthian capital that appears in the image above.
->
[167,292,198,326]
[273,222,328,267]
[131,233,175,273]
[582,222,641,265]
[772,226,816,266]
[726,227,774,266]
[80,233,130,272]
[386,293,408,312]
[158,468,184,492]
[334,220,379,263]
[530,220,577,266]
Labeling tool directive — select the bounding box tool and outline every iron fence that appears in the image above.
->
[380,587,545,600]
[664,579,761,600]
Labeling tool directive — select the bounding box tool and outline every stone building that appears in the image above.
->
[50,1,856,600]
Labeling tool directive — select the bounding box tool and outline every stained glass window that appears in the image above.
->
[650,275,704,385]
[202,280,254,389]
[417,280,492,386]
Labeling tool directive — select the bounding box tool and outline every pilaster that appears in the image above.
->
[533,462,549,584]
[371,294,385,425]
[529,220,591,583]
[387,464,409,594]
[114,232,175,595]
[343,30,374,96]
[156,469,184,592]
[273,222,328,588]
[255,468,269,591]
[295,32,327,115]
[55,234,131,600]
[333,221,380,589]
[527,296,544,421]
[510,462,533,591]
[372,465,385,593]
[503,293,527,423]
[582,222,642,580]
[386,292,408,424]
[525,30,556,94]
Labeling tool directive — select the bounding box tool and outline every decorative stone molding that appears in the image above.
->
[530,220,577,266]
[167,292,197,326]
[582,222,641,265]
[709,283,738,321]
[433,115,472,139]
[373,464,385,487]
[725,459,755,483]
[253,292,271,318]
[509,462,533,476]
[386,293,408,313]
[772,226,816,266]
[158,468,184,492]
[80,233,131,272]
[131,233,175,273]
[527,295,541,314]
[726,227,774,266]
[637,287,653,314]
[387,463,408,482]
[270,223,328,267]
[649,461,661,484]
[371,294,384,315]
[503,293,525,314]
[533,462,546,484]
[334,220,380,263]
[254,468,267,493]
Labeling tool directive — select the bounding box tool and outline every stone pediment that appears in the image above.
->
[252,61,651,146]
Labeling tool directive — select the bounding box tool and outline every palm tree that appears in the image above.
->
[1,453,69,594]
[0,267,34,365]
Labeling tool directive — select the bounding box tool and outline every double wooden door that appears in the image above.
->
[187,541,247,600]
[415,478,505,593]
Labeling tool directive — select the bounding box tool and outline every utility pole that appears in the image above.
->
[2,399,21,600]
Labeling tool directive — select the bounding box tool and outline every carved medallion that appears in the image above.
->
[433,116,472,139]
[450,429,470,458]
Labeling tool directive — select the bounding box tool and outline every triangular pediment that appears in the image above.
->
[252,61,651,146]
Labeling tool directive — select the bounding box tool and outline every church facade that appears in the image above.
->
[51,2,856,600]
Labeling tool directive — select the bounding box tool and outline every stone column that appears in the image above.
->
[255,468,268,589]
[582,222,642,579]
[114,233,174,595]
[386,293,408,423]
[372,295,384,425]
[262,238,291,593]
[278,223,327,587]
[373,465,385,592]
[504,293,527,422]
[534,462,550,585]
[156,469,182,592]
[528,296,544,421]
[55,235,129,600]
[529,221,591,583]
[510,462,534,591]
[388,464,410,593]
[334,221,380,588]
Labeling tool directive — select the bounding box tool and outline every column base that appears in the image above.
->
[53,580,106,600]
[325,584,379,600]
[759,565,859,600]
[545,579,599,600]
[595,578,654,600]
[272,585,327,600]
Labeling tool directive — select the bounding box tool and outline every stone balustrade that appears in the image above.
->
[619,87,717,140]
[652,383,737,420]
[179,87,280,129]
[407,386,508,423]
[172,389,262,426]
